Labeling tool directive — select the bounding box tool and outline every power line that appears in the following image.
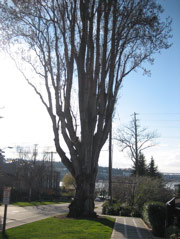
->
[139,113,180,115]
[161,137,179,139]
[141,120,180,122]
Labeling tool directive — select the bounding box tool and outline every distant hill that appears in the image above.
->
[53,162,132,181]
[54,161,180,182]
[162,173,180,182]
[5,159,180,182]
[96,166,132,180]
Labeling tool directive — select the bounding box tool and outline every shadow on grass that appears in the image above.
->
[0,233,9,239]
[55,214,115,230]
[88,216,115,230]
[0,215,115,239]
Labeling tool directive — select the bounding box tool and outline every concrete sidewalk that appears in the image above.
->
[95,203,158,239]
[111,216,154,239]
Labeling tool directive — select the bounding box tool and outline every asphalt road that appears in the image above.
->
[0,203,69,229]
[0,202,103,229]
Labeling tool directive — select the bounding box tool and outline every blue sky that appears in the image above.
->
[0,0,179,173]
[102,0,180,173]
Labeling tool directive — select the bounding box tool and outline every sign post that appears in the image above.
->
[2,187,11,236]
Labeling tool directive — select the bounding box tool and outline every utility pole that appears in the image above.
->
[108,118,113,205]
[50,152,53,189]
[134,112,139,176]
[45,151,56,189]
[33,144,38,165]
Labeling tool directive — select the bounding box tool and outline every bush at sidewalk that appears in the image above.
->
[102,200,120,215]
[102,200,121,215]
[112,176,173,214]
[102,200,133,217]
[166,226,180,239]
[119,204,132,216]
[142,201,166,237]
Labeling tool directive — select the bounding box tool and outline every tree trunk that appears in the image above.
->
[68,174,96,218]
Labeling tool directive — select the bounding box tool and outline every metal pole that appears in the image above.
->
[134,112,138,176]
[108,118,112,205]
[2,204,7,236]
[50,152,53,189]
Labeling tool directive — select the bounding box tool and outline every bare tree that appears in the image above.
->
[0,0,171,217]
[115,113,158,176]
[112,176,137,207]
[15,145,38,201]
[14,146,57,201]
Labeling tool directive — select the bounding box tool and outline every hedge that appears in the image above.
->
[102,200,139,217]
[142,201,166,237]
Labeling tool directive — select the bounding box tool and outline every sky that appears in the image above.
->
[0,0,180,173]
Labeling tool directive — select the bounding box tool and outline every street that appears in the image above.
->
[0,203,69,229]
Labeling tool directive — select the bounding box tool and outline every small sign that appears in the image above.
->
[3,187,11,205]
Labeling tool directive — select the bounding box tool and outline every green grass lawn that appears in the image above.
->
[11,201,67,207]
[0,216,115,239]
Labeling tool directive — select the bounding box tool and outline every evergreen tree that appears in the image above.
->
[0,149,5,164]
[138,154,148,176]
[132,153,147,176]
[116,113,158,176]
[148,157,161,178]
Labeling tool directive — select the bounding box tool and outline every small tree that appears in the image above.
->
[134,177,172,212]
[112,176,173,213]
[116,113,158,176]
[13,146,56,201]
[132,153,148,176]
[112,176,138,207]
[0,150,4,164]
[148,157,161,178]
[62,173,76,190]
[15,145,39,201]
[62,173,76,198]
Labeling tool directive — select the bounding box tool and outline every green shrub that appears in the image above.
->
[102,201,125,216]
[166,226,180,239]
[102,201,140,217]
[102,200,109,214]
[106,205,115,215]
[135,177,173,213]
[102,201,120,215]
[131,207,141,217]
[112,176,173,215]
[119,204,132,217]
[112,202,121,215]
[143,201,166,237]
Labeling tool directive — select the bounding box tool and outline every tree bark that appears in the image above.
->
[68,173,96,218]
